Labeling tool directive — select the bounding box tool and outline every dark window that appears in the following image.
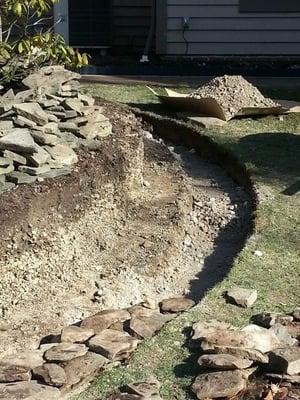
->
[240,0,300,13]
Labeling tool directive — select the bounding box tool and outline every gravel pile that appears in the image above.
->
[189,75,279,120]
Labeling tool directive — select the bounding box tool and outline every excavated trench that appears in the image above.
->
[0,103,254,357]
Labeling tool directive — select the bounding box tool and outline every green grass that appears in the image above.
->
[77,83,300,400]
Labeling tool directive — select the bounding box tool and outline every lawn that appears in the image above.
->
[77,83,300,400]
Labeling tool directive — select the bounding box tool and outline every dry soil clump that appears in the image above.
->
[190,75,278,120]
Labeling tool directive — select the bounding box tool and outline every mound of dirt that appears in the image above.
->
[189,75,278,120]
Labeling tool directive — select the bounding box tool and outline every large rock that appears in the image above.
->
[61,326,94,344]
[44,343,88,363]
[159,297,195,313]
[0,129,36,154]
[88,329,139,361]
[46,144,78,166]
[81,309,130,334]
[0,364,31,383]
[198,354,253,370]
[61,351,108,389]
[268,347,300,375]
[13,103,48,126]
[0,381,60,399]
[226,287,257,308]
[192,370,247,399]
[33,363,66,388]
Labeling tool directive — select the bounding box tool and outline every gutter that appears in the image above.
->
[140,0,156,63]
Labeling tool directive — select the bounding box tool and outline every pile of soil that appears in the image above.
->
[189,75,278,120]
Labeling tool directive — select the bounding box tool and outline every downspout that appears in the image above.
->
[140,0,156,63]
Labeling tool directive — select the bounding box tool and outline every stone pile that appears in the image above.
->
[190,306,300,399]
[0,297,194,399]
[0,65,112,193]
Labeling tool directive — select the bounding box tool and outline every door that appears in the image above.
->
[53,0,69,44]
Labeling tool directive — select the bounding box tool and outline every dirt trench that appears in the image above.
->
[0,104,251,356]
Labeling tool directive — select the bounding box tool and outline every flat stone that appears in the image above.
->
[198,354,253,370]
[125,377,161,397]
[46,144,78,166]
[33,363,66,388]
[241,324,281,353]
[265,373,300,384]
[0,381,60,399]
[192,370,247,399]
[55,131,79,149]
[39,343,60,352]
[0,351,44,370]
[269,323,298,347]
[38,99,59,109]
[62,99,83,115]
[6,171,36,185]
[0,157,12,167]
[129,311,174,339]
[27,145,50,167]
[0,364,31,383]
[109,395,143,400]
[71,116,88,127]
[0,129,36,154]
[0,181,15,193]
[78,94,95,107]
[268,347,300,375]
[226,287,257,308]
[251,313,294,328]
[19,164,51,176]
[15,90,35,102]
[293,307,300,321]
[40,167,72,180]
[64,110,78,119]
[3,150,27,165]
[159,297,195,313]
[2,89,15,100]
[13,115,37,128]
[208,345,269,364]
[45,343,88,363]
[31,131,60,146]
[61,326,94,344]
[48,111,66,120]
[0,121,14,131]
[61,351,108,389]
[0,163,14,175]
[81,309,130,334]
[88,329,139,361]
[13,103,48,126]
[187,116,227,128]
[58,122,80,134]
[191,320,235,342]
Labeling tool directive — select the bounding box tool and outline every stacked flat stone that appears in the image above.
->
[0,297,194,399]
[0,66,112,193]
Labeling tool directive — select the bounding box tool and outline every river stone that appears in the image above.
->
[0,364,31,383]
[159,297,195,313]
[45,144,78,166]
[192,370,247,399]
[293,307,300,321]
[27,145,51,167]
[33,363,66,388]
[226,287,257,308]
[88,329,139,361]
[61,351,108,389]
[0,351,44,370]
[3,150,27,165]
[13,115,37,128]
[198,354,253,370]
[0,129,36,154]
[81,309,130,334]
[268,347,300,375]
[251,312,293,328]
[125,377,161,397]
[19,164,51,176]
[13,103,48,126]
[6,171,36,185]
[44,343,88,362]
[269,323,298,347]
[0,381,60,399]
[61,326,94,344]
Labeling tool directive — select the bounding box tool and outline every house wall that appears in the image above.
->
[160,0,300,56]
[112,0,152,54]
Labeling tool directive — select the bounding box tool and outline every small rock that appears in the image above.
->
[13,103,48,126]
[58,122,80,134]
[192,370,247,399]
[3,150,27,165]
[0,381,60,399]
[0,129,36,154]
[198,354,253,370]
[40,167,72,180]
[268,347,300,375]
[61,326,94,344]
[125,377,161,397]
[78,93,95,107]
[81,309,130,334]
[6,171,36,185]
[33,363,66,388]
[44,343,88,362]
[226,287,257,308]
[293,307,300,321]
[13,115,37,128]
[62,98,83,114]
[19,164,51,176]
[88,329,139,361]
[159,297,195,313]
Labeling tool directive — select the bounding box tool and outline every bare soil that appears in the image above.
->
[0,103,250,357]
